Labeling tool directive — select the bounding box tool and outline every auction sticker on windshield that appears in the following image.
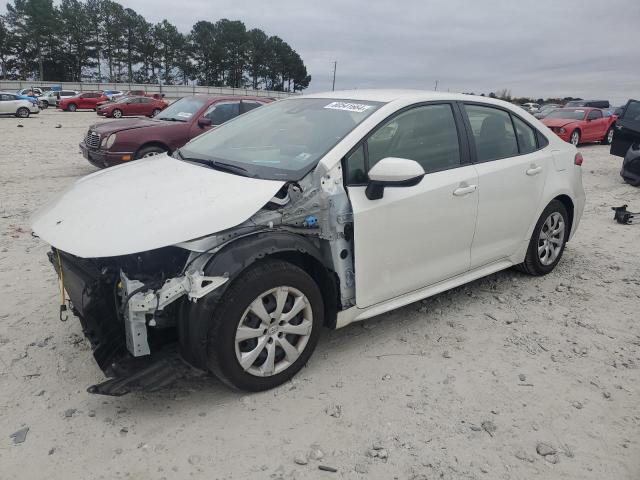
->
[324,102,373,113]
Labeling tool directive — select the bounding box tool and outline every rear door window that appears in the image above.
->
[512,115,537,154]
[241,101,263,113]
[463,104,518,162]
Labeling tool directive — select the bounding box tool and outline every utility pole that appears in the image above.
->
[332,61,337,91]
[434,80,439,91]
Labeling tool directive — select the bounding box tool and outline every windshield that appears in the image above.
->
[155,97,207,122]
[179,98,383,180]
[565,101,585,107]
[545,109,586,120]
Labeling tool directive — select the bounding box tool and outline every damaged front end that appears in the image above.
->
[50,246,228,395]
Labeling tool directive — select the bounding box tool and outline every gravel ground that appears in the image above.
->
[1,109,639,479]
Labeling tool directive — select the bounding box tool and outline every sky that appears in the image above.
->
[5,0,638,105]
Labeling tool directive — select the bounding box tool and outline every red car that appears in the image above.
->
[124,90,164,99]
[542,107,617,146]
[80,95,272,168]
[97,96,168,118]
[58,92,109,112]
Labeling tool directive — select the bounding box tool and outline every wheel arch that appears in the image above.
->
[135,141,171,157]
[553,194,574,236]
[178,232,340,369]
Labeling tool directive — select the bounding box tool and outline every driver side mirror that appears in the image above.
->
[365,157,425,200]
[198,117,212,128]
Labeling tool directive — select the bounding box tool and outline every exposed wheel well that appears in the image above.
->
[553,194,574,236]
[269,251,339,329]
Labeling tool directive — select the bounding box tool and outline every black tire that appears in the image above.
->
[569,129,580,146]
[41,100,49,109]
[517,200,569,276]
[135,145,167,159]
[112,109,123,118]
[151,108,161,117]
[184,260,324,391]
[67,103,77,112]
[602,126,614,145]
[16,107,30,118]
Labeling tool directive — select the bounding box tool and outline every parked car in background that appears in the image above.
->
[17,87,44,97]
[123,90,164,99]
[0,91,40,117]
[521,102,541,113]
[80,95,272,168]
[542,107,616,146]
[39,89,78,109]
[564,100,610,109]
[534,104,561,119]
[97,96,168,118]
[58,92,108,112]
[33,90,585,393]
[610,99,640,186]
[102,90,124,101]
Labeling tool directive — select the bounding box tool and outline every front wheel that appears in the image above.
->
[198,260,324,391]
[16,107,30,118]
[135,145,166,159]
[602,126,614,145]
[151,108,161,117]
[517,200,569,276]
[112,109,123,118]
[569,130,580,146]
[41,101,49,109]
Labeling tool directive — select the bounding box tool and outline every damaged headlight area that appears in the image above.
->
[50,246,227,392]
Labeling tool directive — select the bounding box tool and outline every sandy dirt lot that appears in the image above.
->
[1,109,639,480]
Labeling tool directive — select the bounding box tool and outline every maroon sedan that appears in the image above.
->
[96,96,168,118]
[80,95,272,168]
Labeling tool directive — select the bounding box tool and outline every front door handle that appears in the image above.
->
[453,185,477,196]
[526,166,542,176]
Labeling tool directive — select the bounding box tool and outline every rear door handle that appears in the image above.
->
[526,166,542,176]
[453,185,477,196]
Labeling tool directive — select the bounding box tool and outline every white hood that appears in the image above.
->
[31,155,285,258]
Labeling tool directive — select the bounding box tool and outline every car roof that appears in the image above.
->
[189,95,273,102]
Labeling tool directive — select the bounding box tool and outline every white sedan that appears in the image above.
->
[0,91,40,118]
[32,90,585,393]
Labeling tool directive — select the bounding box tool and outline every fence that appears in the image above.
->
[0,80,298,99]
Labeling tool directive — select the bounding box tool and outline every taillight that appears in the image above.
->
[574,152,583,166]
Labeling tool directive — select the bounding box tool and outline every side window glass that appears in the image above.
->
[588,110,602,120]
[345,145,367,185]
[464,104,518,162]
[512,115,537,154]
[367,104,461,174]
[623,101,640,125]
[242,101,262,113]
[206,102,240,125]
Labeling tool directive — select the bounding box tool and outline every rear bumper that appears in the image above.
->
[80,142,134,168]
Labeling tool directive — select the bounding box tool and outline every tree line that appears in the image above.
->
[462,88,582,106]
[0,0,311,91]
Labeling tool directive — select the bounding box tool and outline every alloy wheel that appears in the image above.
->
[234,286,313,377]
[113,109,122,118]
[17,108,29,118]
[570,131,580,146]
[538,212,565,266]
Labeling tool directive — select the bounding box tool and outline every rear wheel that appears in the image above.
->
[16,107,30,118]
[67,103,77,112]
[602,126,614,145]
[192,260,324,391]
[517,200,569,276]
[570,129,580,146]
[135,145,166,159]
[112,109,123,118]
[41,100,49,109]
[151,108,161,117]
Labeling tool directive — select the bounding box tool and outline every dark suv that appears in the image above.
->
[80,95,272,168]
[610,99,640,186]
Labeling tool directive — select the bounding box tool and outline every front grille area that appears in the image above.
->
[85,130,100,149]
